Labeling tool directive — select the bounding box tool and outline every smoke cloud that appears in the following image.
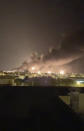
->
[16,29,84,73]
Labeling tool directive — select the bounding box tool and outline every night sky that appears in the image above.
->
[0,0,84,70]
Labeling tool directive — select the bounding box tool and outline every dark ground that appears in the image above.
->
[0,86,83,130]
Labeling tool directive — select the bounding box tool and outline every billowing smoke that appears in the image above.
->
[15,29,84,73]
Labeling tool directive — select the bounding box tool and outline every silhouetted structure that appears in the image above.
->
[0,86,83,130]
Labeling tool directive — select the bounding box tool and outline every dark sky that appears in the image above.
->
[0,0,84,70]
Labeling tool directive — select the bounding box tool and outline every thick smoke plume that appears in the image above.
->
[15,29,84,73]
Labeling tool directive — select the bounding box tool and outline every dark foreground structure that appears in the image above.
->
[0,86,83,130]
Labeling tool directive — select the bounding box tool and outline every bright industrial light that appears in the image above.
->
[19,75,25,79]
[31,66,35,71]
[76,81,80,85]
[59,70,65,75]
[48,71,51,74]
[37,71,41,74]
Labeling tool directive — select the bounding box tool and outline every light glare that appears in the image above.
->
[76,81,80,85]
[60,70,65,75]
[32,66,35,71]
[48,71,51,74]
[38,71,41,74]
